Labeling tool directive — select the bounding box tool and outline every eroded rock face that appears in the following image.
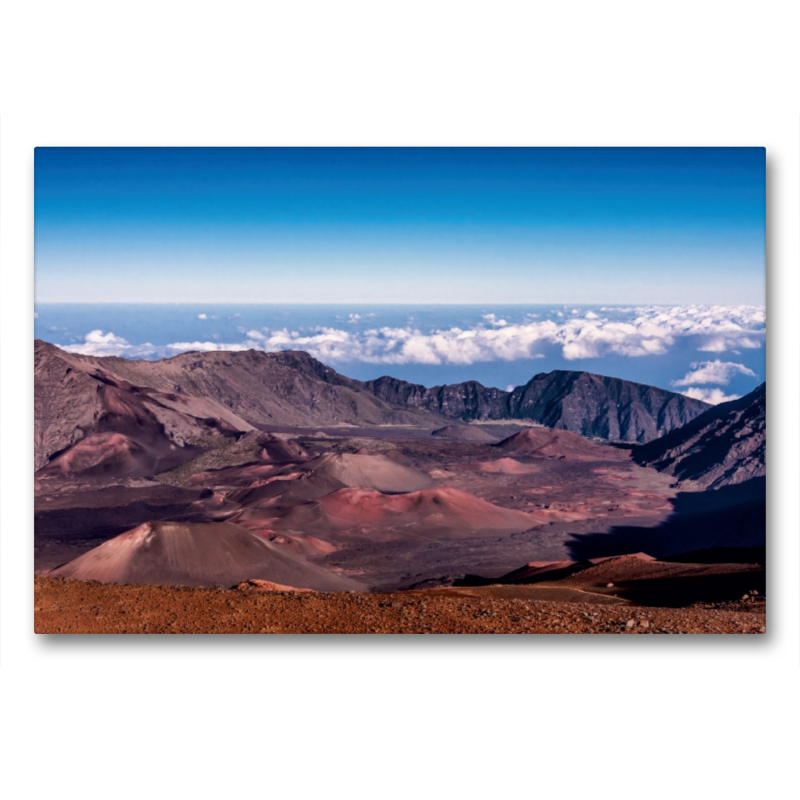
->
[507,371,711,443]
[633,383,765,490]
[363,376,509,420]
[37,340,713,478]
[35,342,442,468]
[34,340,255,473]
[363,370,711,443]
[34,341,444,474]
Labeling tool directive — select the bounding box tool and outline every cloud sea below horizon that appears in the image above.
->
[34,303,765,404]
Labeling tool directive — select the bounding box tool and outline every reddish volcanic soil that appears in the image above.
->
[494,428,628,461]
[34,344,764,634]
[40,521,362,592]
[37,430,685,587]
[34,578,765,634]
[261,485,540,543]
[297,452,433,492]
[467,457,537,474]
[35,419,765,630]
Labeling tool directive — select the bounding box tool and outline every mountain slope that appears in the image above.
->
[363,370,710,443]
[494,427,629,461]
[364,376,508,420]
[633,383,765,489]
[43,520,363,591]
[35,340,255,473]
[507,370,710,442]
[34,341,445,471]
[36,340,714,480]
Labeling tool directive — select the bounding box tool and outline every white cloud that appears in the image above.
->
[680,387,741,405]
[672,359,756,387]
[165,341,252,353]
[62,330,253,358]
[197,313,208,320]
[58,305,765,369]
[697,337,761,352]
[62,330,158,358]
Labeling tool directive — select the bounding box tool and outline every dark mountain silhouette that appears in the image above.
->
[364,376,509,420]
[364,370,710,443]
[633,383,765,490]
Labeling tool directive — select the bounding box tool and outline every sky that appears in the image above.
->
[34,147,766,305]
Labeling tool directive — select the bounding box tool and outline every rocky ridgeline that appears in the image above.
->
[634,383,765,489]
[363,369,711,443]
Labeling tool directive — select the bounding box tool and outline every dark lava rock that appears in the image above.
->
[633,383,765,489]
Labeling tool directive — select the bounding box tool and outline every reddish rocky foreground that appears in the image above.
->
[35,578,765,635]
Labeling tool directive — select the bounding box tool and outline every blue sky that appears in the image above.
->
[35,147,766,305]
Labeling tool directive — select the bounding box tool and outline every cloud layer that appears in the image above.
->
[62,305,765,369]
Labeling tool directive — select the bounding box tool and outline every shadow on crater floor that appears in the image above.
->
[566,477,766,562]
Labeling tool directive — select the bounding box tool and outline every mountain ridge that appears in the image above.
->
[633,382,765,489]
[35,340,716,479]
[34,340,444,470]
[363,368,711,442]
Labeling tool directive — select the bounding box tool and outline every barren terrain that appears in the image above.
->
[34,343,766,634]
[35,578,765,634]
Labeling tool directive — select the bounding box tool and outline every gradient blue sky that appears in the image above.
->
[35,147,766,304]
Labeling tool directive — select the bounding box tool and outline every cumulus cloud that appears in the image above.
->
[62,330,251,359]
[62,330,159,358]
[197,313,208,320]
[672,359,756,387]
[697,337,761,352]
[680,387,741,405]
[59,305,765,369]
[165,341,252,353]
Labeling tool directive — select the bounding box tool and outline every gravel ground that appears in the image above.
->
[35,578,766,635]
